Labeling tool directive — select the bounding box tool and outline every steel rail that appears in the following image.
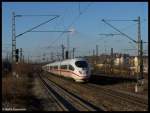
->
[38,74,69,111]
[39,74,105,111]
[42,72,147,110]
[87,83,148,109]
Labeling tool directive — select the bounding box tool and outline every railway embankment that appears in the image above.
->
[2,64,59,111]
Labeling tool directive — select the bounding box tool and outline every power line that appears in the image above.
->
[103,19,137,21]
[16,15,59,38]
[15,14,59,17]
[101,19,148,43]
[99,33,121,36]
[30,30,71,32]
[47,2,93,47]
[102,19,137,43]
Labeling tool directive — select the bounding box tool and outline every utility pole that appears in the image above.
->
[111,48,114,74]
[20,48,23,63]
[12,12,16,76]
[96,45,98,56]
[61,44,65,60]
[137,17,144,82]
[137,16,141,82]
[12,12,16,63]
[136,17,144,91]
[96,45,98,64]
[140,40,144,81]
[138,16,144,85]
[72,48,75,59]
[102,17,146,92]
[67,33,70,59]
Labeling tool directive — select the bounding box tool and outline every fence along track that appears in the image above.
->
[87,83,148,109]
[39,74,106,111]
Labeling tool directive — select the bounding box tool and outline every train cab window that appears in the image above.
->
[69,65,74,71]
[61,65,67,70]
[75,61,88,68]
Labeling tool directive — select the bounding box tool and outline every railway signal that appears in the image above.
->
[15,49,19,63]
[65,51,69,59]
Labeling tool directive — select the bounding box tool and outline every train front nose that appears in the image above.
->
[79,69,90,78]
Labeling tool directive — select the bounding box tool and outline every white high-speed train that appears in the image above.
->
[42,58,91,82]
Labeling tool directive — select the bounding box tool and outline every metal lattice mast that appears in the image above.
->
[72,48,75,59]
[67,33,70,59]
[137,16,140,80]
[61,44,65,60]
[137,17,144,81]
[12,12,16,63]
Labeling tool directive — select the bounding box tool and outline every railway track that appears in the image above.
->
[39,72,148,111]
[38,73,106,111]
[38,75,68,111]
[86,83,148,109]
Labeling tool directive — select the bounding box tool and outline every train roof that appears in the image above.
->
[44,58,87,66]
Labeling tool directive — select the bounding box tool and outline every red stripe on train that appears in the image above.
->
[48,69,82,77]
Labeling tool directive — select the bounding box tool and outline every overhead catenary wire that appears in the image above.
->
[16,15,59,38]
[99,21,140,39]
[38,2,94,52]
[36,8,71,49]
[30,30,71,32]
[103,19,138,21]
[47,2,93,48]
[15,14,59,17]
[102,19,137,43]
[101,19,148,43]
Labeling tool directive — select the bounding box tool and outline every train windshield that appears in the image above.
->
[75,61,88,68]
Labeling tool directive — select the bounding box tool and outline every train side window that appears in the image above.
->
[69,65,74,71]
[61,65,67,70]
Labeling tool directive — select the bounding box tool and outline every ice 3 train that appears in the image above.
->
[42,58,91,82]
